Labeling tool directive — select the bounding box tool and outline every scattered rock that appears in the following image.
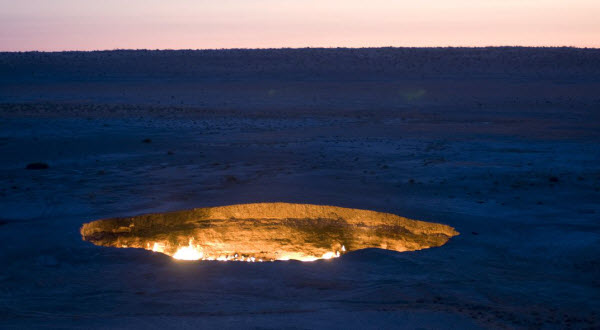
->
[578,209,596,214]
[225,175,238,183]
[36,255,59,267]
[25,162,49,170]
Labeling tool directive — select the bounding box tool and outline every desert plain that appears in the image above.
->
[0,48,599,328]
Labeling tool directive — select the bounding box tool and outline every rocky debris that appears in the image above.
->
[224,175,238,183]
[25,162,49,170]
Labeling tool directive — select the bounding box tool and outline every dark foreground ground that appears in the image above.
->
[0,48,599,329]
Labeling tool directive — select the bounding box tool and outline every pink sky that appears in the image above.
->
[1,0,599,51]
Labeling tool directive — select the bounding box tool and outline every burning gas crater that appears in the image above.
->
[153,239,343,262]
[81,203,459,262]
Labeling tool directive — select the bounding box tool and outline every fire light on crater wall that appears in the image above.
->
[81,203,459,262]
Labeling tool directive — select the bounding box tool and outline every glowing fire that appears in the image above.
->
[158,241,345,262]
[151,242,165,253]
[173,246,203,260]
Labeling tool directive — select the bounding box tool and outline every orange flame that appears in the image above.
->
[156,240,344,262]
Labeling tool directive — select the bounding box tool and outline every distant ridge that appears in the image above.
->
[2,47,599,84]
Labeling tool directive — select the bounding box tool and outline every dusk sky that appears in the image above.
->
[1,0,599,51]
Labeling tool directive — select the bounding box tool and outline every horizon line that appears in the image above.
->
[2,45,600,53]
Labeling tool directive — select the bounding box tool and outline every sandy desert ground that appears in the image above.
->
[0,48,599,328]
